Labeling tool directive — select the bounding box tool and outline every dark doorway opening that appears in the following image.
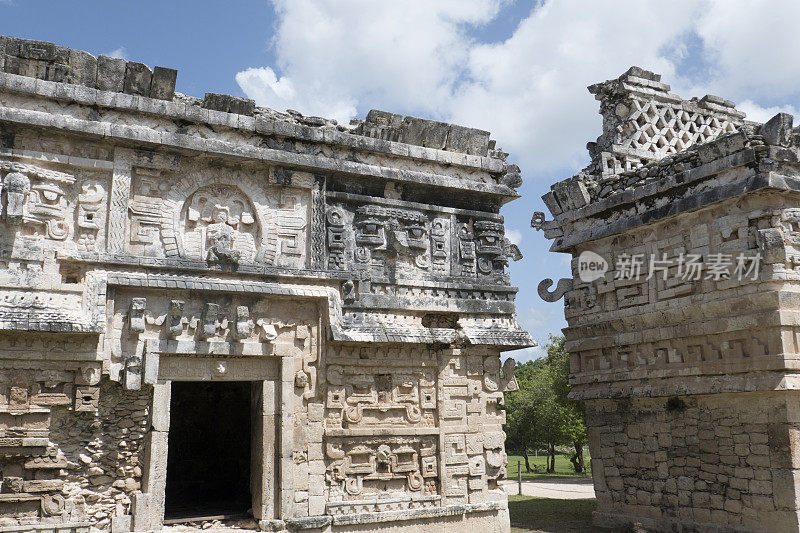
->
[165,381,252,520]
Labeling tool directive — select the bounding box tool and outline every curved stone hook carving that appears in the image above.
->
[503,237,523,261]
[538,278,573,302]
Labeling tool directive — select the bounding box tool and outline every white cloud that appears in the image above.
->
[690,1,800,102]
[236,0,707,173]
[735,101,800,124]
[104,47,127,60]
[237,66,357,123]
[505,228,522,246]
[240,0,800,177]
[448,0,701,172]
[237,0,504,123]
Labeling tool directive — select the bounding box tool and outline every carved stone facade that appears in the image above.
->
[538,67,800,532]
[0,36,530,533]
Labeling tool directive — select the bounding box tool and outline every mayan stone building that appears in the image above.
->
[0,36,531,533]
[537,67,800,532]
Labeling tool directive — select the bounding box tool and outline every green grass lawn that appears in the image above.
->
[508,495,598,533]
[506,452,591,480]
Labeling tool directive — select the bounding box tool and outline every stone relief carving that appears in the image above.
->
[325,364,436,428]
[457,221,477,276]
[76,180,105,252]
[0,163,74,241]
[0,160,116,259]
[325,202,523,281]
[353,205,433,272]
[273,189,308,267]
[24,182,70,241]
[2,171,30,224]
[325,436,438,499]
[153,172,309,268]
[575,333,769,373]
[182,185,257,264]
[326,206,346,269]
[111,293,320,395]
[320,348,510,509]
[166,299,185,338]
[121,298,291,345]
[233,305,254,340]
[129,171,168,254]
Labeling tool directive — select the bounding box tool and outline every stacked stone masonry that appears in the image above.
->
[537,67,800,532]
[0,36,532,533]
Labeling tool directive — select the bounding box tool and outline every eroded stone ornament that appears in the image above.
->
[3,171,30,224]
[183,185,257,264]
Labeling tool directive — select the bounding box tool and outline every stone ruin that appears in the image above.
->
[537,66,800,531]
[0,36,532,533]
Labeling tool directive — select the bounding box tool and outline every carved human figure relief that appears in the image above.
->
[182,185,257,263]
[159,172,310,267]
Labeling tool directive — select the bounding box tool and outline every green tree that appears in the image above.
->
[545,335,588,473]
[503,335,587,473]
[503,359,542,472]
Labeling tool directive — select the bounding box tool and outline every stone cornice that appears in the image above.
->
[0,72,520,202]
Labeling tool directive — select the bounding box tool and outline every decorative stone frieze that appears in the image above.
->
[0,35,530,533]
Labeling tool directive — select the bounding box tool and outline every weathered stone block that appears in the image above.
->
[18,39,55,61]
[3,55,23,75]
[202,92,255,116]
[400,116,449,150]
[123,61,152,96]
[760,112,794,147]
[150,66,177,101]
[67,49,97,88]
[445,124,490,157]
[365,109,402,128]
[97,55,126,92]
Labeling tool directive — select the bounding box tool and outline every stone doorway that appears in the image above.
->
[164,381,252,520]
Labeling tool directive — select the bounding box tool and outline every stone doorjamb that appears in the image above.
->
[132,346,292,531]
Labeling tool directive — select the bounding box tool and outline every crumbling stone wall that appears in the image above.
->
[49,381,150,530]
[0,372,149,530]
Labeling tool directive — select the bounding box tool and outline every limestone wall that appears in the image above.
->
[49,381,150,530]
[0,35,530,533]
[588,392,800,532]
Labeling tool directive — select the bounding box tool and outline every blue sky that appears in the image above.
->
[3,0,800,362]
